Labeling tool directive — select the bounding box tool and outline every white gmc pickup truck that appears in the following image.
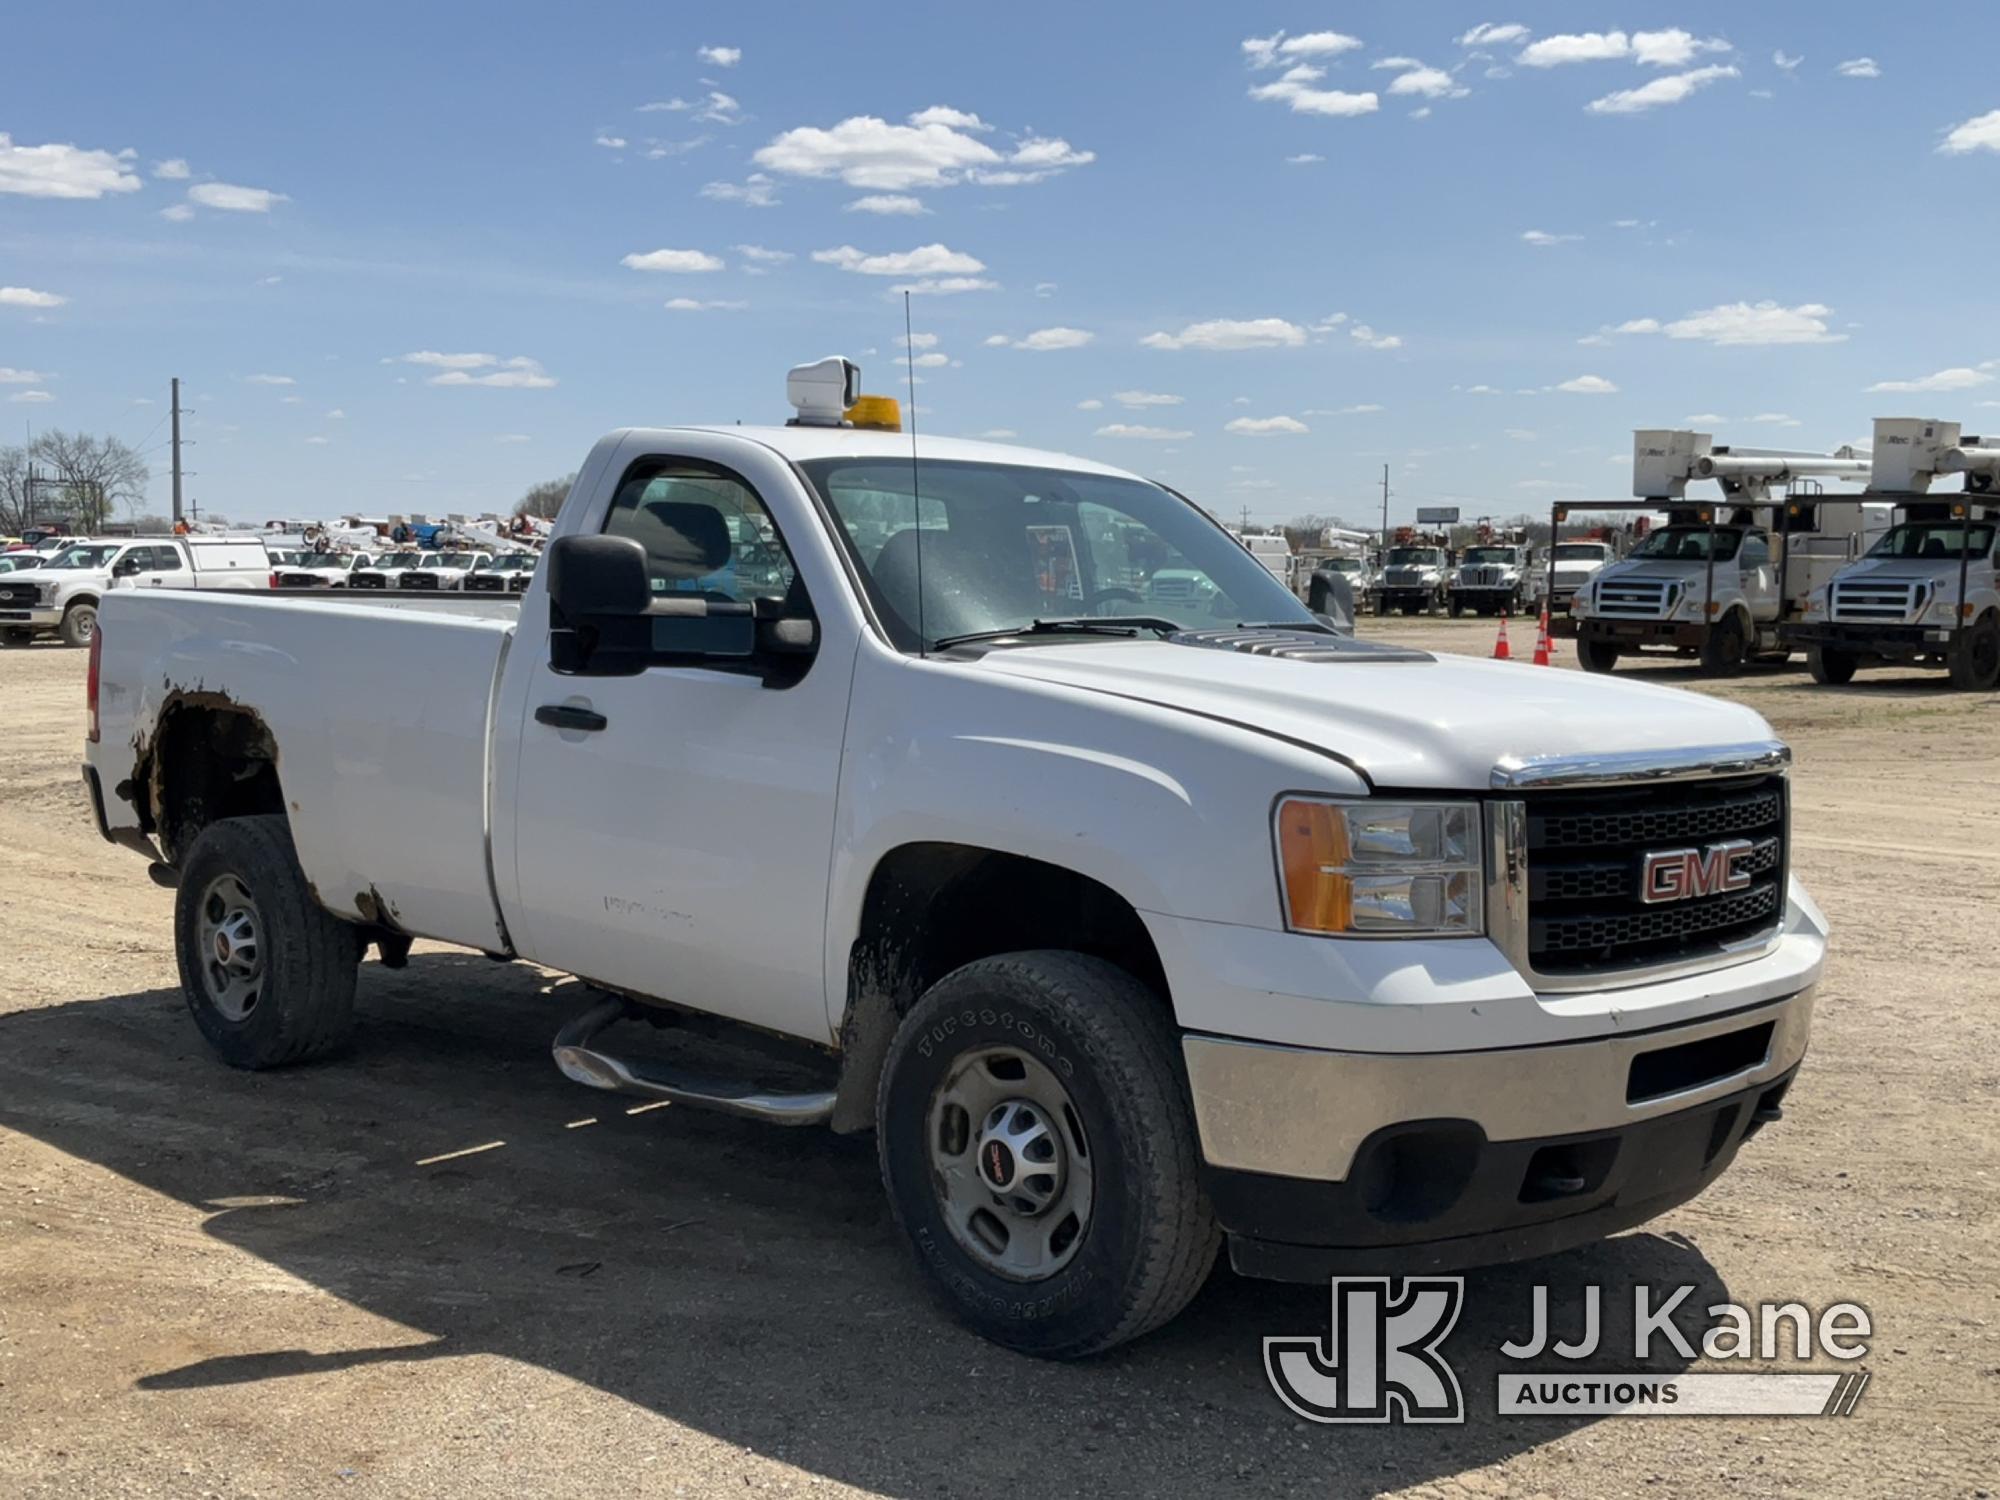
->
[83,359,1825,1358]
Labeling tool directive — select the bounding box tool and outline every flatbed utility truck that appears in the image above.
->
[82,358,1825,1358]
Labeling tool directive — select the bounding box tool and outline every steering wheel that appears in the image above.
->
[1083,585,1144,612]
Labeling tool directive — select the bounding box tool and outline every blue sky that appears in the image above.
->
[5,3,1998,526]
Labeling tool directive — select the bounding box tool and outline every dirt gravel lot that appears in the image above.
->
[1,622,1994,1499]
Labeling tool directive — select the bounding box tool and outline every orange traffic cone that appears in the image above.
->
[1492,614,1512,660]
[1533,605,1554,667]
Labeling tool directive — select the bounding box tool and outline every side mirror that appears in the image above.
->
[548,534,650,622]
[113,557,141,577]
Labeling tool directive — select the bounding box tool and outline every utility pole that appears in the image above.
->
[170,377,184,526]
[1379,463,1391,544]
[1239,505,1252,533]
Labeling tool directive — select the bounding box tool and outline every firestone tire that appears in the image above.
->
[1807,647,1858,686]
[174,815,363,1069]
[59,601,96,649]
[1947,614,2000,691]
[876,951,1219,1360]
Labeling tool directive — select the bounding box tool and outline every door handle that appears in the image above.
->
[535,704,608,732]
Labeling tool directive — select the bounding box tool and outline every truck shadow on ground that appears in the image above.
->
[0,953,1721,1497]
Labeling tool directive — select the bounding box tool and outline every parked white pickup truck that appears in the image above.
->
[83,359,1825,1358]
[1,534,269,647]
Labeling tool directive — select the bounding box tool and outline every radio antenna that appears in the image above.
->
[903,290,927,658]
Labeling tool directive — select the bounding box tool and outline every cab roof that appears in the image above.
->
[624,424,1149,483]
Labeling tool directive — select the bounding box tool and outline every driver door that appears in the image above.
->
[502,441,858,1043]
[1739,532,1778,620]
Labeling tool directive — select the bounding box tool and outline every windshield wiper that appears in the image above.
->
[931,616,1183,651]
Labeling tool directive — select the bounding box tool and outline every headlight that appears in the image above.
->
[1275,798,1484,937]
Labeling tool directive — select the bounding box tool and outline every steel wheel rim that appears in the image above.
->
[926,1045,1094,1281]
[196,873,265,1021]
[71,607,95,641]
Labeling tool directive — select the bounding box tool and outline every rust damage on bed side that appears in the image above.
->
[130,682,284,863]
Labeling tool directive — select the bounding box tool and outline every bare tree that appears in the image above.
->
[16,430,151,530]
[514,472,577,520]
[0,445,26,534]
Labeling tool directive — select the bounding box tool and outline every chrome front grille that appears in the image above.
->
[1593,576,1673,618]
[1518,775,1788,977]
[1830,578,1922,623]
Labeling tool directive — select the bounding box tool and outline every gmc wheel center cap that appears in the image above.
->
[981,1138,1016,1188]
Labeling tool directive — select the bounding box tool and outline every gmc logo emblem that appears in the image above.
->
[1640,839,1756,904]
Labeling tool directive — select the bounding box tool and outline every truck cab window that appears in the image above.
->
[604,461,801,605]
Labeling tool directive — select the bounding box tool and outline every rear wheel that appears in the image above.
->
[1807,647,1858,685]
[1947,614,2000,691]
[174,815,362,1069]
[1447,597,1463,618]
[1579,638,1620,673]
[59,601,96,649]
[1698,611,1748,676]
[876,951,1218,1360]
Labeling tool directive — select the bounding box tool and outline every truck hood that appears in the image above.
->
[977,638,1772,790]
[1832,556,1973,584]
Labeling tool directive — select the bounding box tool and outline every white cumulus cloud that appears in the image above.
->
[428,357,557,390]
[1387,66,1469,99]
[152,157,190,179]
[1654,300,1842,345]
[1225,415,1310,435]
[697,45,741,67]
[1243,30,1364,69]
[0,133,142,199]
[1141,317,1309,351]
[1249,65,1379,118]
[8,390,55,404]
[1866,367,1992,394]
[622,247,727,272]
[1940,109,2000,155]
[1519,31,1631,67]
[813,243,984,277]
[1096,423,1192,440]
[753,109,1091,192]
[0,285,66,309]
[1587,65,1739,114]
[1631,29,1731,67]
[1835,57,1880,78]
[1522,229,1581,246]
[244,373,295,386]
[188,181,289,212]
[663,298,748,311]
[988,327,1093,351]
[700,174,778,207]
[1458,22,1528,47]
[1113,391,1185,407]
[845,193,928,215]
[1555,375,1619,393]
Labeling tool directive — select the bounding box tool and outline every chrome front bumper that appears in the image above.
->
[1182,989,1812,1182]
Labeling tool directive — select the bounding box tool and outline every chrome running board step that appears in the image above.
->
[552,995,835,1127]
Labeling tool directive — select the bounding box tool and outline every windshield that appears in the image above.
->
[1628,526,1746,563]
[376,552,423,568]
[799,458,1316,650]
[1385,548,1441,566]
[440,552,478,567]
[297,552,345,568]
[492,555,530,570]
[1865,521,1996,560]
[46,544,121,570]
[1461,547,1518,564]
[1325,558,1362,573]
[1553,543,1609,561]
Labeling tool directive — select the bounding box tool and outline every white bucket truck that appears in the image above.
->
[1784,418,2000,689]
[1563,429,1886,675]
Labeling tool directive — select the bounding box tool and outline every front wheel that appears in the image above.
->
[1,626,33,647]
[1807,647,1858,685]
[876,952,1219,1360]
[1698,612,1748,676]
[1947,614,2000,691]
[59,601,96,648]
[1446,597,1463,618]
[1579,637,1620,673]
[174,815,363,1069]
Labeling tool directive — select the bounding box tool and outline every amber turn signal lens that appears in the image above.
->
[1277,798,1353,933]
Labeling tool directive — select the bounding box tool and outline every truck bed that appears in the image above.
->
[92,589,517,951]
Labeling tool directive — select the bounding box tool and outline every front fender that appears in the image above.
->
[823,645,1367,1023]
